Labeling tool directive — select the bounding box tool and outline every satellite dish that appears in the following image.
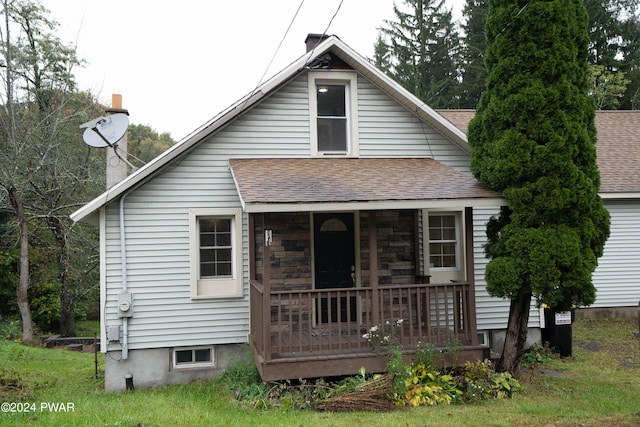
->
[81,113,129,148]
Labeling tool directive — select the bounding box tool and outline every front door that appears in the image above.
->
[314,212,356,323]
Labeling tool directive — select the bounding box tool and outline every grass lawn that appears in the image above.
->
[73,320,100,337]
[1,317,639,426]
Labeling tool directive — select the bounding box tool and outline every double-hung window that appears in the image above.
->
[309,71,359,156]
[316,84,347,152]
[428,214,458,269]
[189,209,243,299]
[199,218,232,278]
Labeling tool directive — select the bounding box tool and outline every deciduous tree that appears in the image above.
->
[1,0,102,339]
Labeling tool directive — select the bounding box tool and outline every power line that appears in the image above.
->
[256,0,306,89]
[238,0,306,113]
[306,0,345,61]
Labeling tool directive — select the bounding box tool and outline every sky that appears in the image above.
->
[42,0,464,141]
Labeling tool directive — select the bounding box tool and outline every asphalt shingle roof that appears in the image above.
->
[229,158,499,205]
[437,109,640,194]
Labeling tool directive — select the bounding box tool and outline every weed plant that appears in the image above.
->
[0,317,638,426]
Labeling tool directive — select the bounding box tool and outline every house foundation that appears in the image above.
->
[488,328,542,356]
[103,344,246,391]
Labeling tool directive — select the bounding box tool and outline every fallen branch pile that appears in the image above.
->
[314,374,399,412]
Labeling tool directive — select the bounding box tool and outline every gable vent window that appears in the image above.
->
[317,84,347,152]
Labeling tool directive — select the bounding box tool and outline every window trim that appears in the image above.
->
[309,71,359,157]
[189,209,243,299]
[426,211,462,272]
[172,346,215,369]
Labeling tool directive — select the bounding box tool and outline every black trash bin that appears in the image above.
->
[542,308,574,357]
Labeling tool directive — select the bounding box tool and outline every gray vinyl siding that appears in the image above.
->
[101,70,497,351]
[357,76,471,171]
[102,76,312,350]
[591,200,640,308]
[472,207,541,330]
[473,201,640,327]
[103,201,249,350]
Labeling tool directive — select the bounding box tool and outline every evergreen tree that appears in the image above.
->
[374,0,462,108]
[459,0,640,110]
[468,0,610,373]
[584,0,640,109]
[458,0,489,108]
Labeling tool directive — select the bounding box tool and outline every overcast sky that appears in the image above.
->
[42,0,463,141]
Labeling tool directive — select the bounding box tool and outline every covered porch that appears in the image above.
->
[248,208,486,381]
[230,158,500,381]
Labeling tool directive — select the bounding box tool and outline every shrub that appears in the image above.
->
[522,343,553,369]
[393,362,462,407]
[457,359,523,402]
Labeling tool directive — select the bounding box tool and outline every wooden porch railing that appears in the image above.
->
[250,280,477,362]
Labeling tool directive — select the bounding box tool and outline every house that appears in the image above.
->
[71,34,635,391]
[437,109,640,318]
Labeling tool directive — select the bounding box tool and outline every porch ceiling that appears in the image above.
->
[229,158,502,212]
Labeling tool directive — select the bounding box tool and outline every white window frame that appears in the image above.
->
[189,209,243,299]
[172,346,215,369]
[308,71,359,157]
[426,211,462,272]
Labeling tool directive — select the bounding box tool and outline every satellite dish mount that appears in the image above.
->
[80,113,137,172]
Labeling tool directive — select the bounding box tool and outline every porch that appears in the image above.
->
[247,209,487,381]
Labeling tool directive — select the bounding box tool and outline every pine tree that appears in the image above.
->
[374,0,462,108]
[458,0,489,108]
[468,0,610,373]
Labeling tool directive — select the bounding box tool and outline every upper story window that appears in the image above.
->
[309,71,359,156]
[317,84,347,152]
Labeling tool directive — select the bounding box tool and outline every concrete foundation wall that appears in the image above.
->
[104,344,247,391]
[489,328,542,356]
[575,306,639,320]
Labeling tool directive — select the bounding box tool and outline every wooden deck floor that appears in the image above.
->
[255,334,488,381]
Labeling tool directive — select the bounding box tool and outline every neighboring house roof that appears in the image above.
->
[71,35,469,225]
[437,109,640,197]
[593,110,640,195]
[229,158,500,212]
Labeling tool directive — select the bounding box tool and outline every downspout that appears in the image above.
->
[120,192,129,360]
[116,180,144,361]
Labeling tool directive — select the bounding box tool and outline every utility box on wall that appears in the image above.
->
[117,291,133,318]
[542,309,574,357]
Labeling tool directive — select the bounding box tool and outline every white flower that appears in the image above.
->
[362,333,370,340]
[370,325,378,332]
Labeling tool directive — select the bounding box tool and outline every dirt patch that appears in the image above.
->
[0,380,29,400]
[533,368,566,378]
[573,339,599,352]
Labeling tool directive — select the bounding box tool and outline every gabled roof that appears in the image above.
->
[437,109,640,197]
[229,158,500,213]
[71,35,470,224]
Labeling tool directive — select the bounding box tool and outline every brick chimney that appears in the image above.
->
[305,33,330,52]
